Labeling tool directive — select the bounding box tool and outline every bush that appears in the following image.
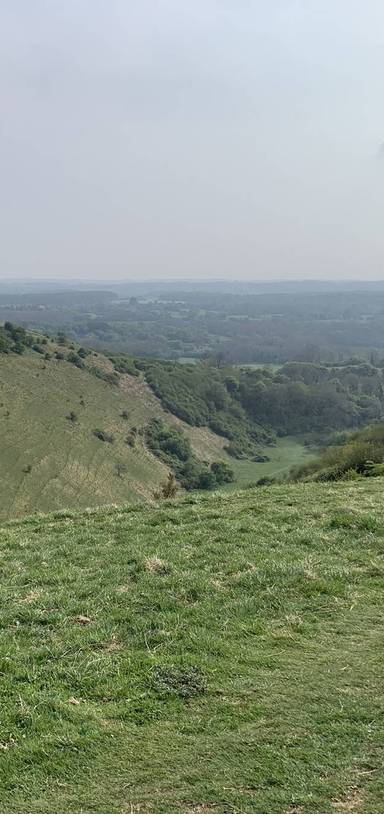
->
[89,366,120,386]
[145,419,209,490]
[111,356,139,376]
[197,470,217,490]
[160,472,178,498]
[145,419,236,492]
[291,422,384,483]
[211,461,235,484]
[93,429,114,443]
[126,429,137,448]
[67,352,85,369]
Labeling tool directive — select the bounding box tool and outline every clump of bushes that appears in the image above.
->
[144,419,234,491]
[109,355,140,376]
[140,359,273,458]
[88,366,120,386]
[67,352,85,369]
[211,461,235,483]
[291,422,384,483]
[0,322,34,355]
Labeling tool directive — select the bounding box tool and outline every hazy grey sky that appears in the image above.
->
[1,1,384,281]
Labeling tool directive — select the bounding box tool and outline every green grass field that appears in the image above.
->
[1,478,384,813]
[228,437,315,486]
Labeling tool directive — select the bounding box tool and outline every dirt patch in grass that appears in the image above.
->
[332,788,364,811]
[145,556,168,574]
[184,806,219,814]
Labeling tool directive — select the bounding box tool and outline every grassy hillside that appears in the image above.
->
[0,337,313,519]
[0,348,171,518]
[1,479,384,813]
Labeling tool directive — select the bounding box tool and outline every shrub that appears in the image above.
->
[126,428,137,447]
[67,352,85,369]
[145,419,209,490]
[112,357,139,376]
[93,429,114,443]
[89,366,120,386]
[196,470,217,490]
[211,461,235,484]
[161,472,178,498]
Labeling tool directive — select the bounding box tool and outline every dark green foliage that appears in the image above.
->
[109,355,139,376]
[238,363,383,435]
[145,419,233,491]
[67,351,85,369]
[210,460,235,484]
[141,357,384,458]
[0,322,33,355]
[196,469,217,490]
[144,419,199,489]
[141,360,272,457]
[291,422,384,482]
[88,366,120,386]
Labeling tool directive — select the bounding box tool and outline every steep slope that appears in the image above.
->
[0,343,256,519]
[1,479,384,813]
[0,334,314,518]
[0,347,172,518]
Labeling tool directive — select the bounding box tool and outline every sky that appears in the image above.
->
[1,1,384,282]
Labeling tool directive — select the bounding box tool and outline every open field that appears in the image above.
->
[1,478,384,813]
[228,436,315,486]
